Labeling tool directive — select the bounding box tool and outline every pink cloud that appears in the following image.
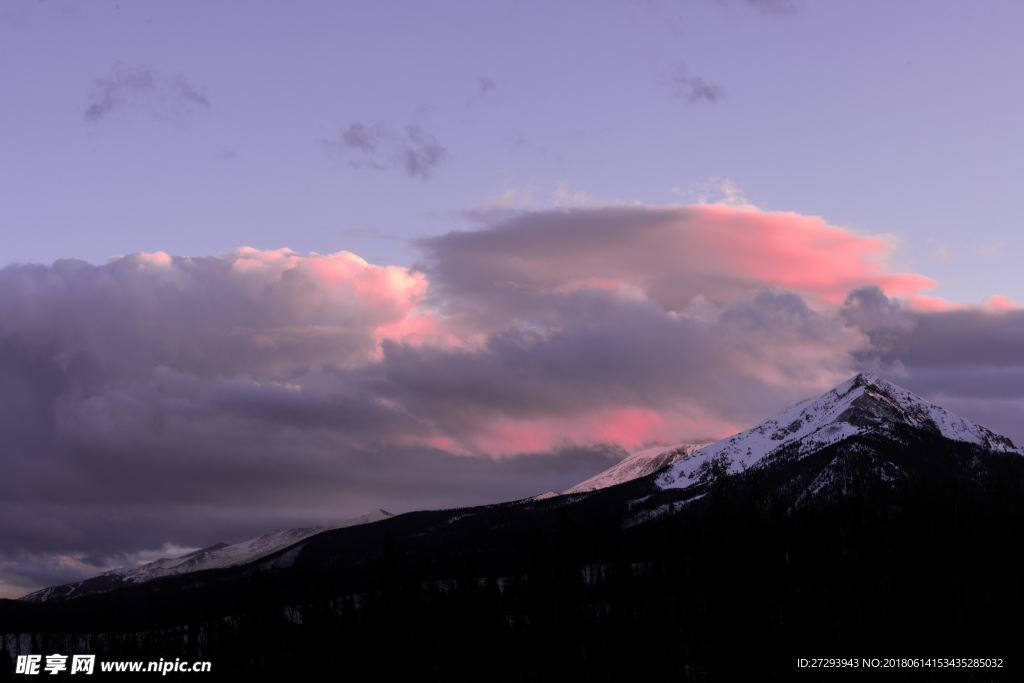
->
[906,294,965,313]
[983,294,1019,313]
[8,220,1024,597]
[3,209,1013,464]
[905,293,1020,314]
[682,205,938,303]
[421,205,940,324]
[401,405,742,457]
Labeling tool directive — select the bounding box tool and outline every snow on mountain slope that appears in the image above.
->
[21,509,394,602]
[114,527,325,583]
[658,373,1021,490]
[563,441,710,494]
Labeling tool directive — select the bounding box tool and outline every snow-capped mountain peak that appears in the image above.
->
[658,372,1021,489]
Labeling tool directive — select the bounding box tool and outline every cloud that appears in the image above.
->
[843,288,1024,380]
[721,0,799,16]
[402,126,447,179]
[668,65,723,104]
[975,241,1006,258]
[745,0,799,15]
[841,285,1024,441]
[478,76,496,95]
[0,247,621,593]
[338,122,383,154]
[326,122,448,180]
[0,204,1020,596]
[376,287,862,455]
[466,76,497,106]
[672,177,750,207]
[417,205,936,329]
[84,63,210,124]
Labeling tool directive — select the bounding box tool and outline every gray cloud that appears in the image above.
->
[415,205,920,326]
[841,286,917,359]
[1,207,1021,596]
[466,76,497,107]
[84,63,210,123]
[416,208,1024,445]
[339,122,384,154]
[744,0,799,16]
[841,286,1024,442]
[379,289,860,438]
[0,248,624,594]
[715,0,799,16]
[669,65,723,104]
[326,122,448,180]
[402,126,447,179]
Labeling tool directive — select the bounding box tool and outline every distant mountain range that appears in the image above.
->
[21,510,393,603]
[5,373,1023,680]
[20,440,716,602]
[18,373,1023,603]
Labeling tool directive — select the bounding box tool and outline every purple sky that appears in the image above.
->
[2,0,1023,302]
[2,0,1024,597]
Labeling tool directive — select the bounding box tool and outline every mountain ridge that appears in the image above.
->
[18,373,1021,606]
[561,441,711,494]
[5,373,1024,679]
[657,372,1020,490]
[21,509,394,603]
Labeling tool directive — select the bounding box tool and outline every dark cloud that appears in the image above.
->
[466,76,497,107]
[1,206,1021,596]
[83,64,210,123]
[669,65,723,104]
[402,126,447,179]
[744,0,799,16]
[841,286,917,359]
[0,247,623,595]
[841,286,1024,380]
[326,122,448,180]
[415,205,932,326]
[840,287,1024,443]
[715,0,799,16]
[339,122,385,154]
[378,288,859,439]
[416,206,1022,444]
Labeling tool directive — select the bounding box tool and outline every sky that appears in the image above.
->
[1,0,1024,597]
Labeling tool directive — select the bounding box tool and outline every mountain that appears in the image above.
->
[5,374,1024,680]
[557,371,1020,500]
[562,441,709,494]
[20,509,394,603]
[658,372,1020,491]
